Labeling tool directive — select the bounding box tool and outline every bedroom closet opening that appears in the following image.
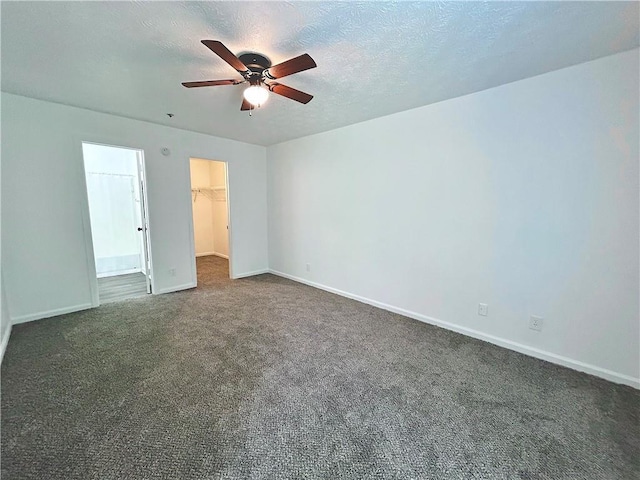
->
[82,142,152,303]
[189,158,230,282]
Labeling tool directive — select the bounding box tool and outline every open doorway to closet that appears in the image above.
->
[82,142,152,303]
[189,158,231,283]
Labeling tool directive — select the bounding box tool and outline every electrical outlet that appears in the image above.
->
[169,268,176,277]
[529,315,544,332]
[478,303,488,316]
[306,263,311,272]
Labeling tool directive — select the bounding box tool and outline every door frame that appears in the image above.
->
[136,151,152,294]
[77,139,155,306]
[187,157,234,282]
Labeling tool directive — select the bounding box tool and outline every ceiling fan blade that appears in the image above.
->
[202,40,250,75]
[264,54,316,79]
[268,82,313,104]
[241,98,252,111]
[182,79,241,88]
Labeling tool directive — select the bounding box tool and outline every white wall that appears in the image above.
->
[267,50,640,387]
[1,93,268,323]
[83,143,143,277]
[83,142,140,177]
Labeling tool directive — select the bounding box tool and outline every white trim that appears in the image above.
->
[195,252,229,259]
[224,162,235,280]
[73,136,100,308]
[97,268,143,278]
[153,282,196,295]
[232,269,269,279]
[136,150,154,295]
[0,324,12,364]
[268,269,640,390]
[186,158,199,288]
[11,303,94,325]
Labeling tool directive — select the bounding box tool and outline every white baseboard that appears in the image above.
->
[196,252,229,259]
[11,303,94,325]
[97,267,142,278]
[268,269,640,390]
[154,282,196,295]
[0,323,12,364]
[233,269,269,279]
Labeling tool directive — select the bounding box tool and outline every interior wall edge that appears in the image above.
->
[153,282,197,296]
[0,324,12,365]
[232,269,270,280]
[268,269,640,390]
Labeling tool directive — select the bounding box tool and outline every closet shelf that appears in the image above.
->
[191,185,226,192]
[191,185,227,203]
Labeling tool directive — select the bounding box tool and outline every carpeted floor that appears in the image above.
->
[2,256,639,479]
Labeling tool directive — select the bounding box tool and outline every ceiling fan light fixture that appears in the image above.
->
[243,85,269,107]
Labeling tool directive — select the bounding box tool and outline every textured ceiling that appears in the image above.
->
[2,1,638,146]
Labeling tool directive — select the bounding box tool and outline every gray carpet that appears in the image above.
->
[2,256,639,479]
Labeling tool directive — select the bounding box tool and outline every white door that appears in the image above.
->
[136,152,152,294]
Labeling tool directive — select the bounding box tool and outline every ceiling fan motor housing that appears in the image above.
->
[238,53,272,85]
[238,53,271,73]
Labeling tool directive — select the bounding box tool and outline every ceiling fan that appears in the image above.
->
[182,40,316,111]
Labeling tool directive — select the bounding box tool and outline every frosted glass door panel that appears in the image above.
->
[86,173,142,276]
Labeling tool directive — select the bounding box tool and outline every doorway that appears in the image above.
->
[189,158,231,282]
[82,142,152,303]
